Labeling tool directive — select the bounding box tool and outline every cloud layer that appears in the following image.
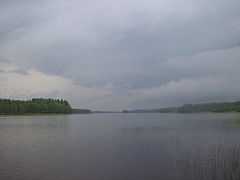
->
[0,0,240,110]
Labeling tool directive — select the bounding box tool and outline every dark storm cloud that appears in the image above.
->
[0,0,240,109]
[9,69,29,75]
[0,57,10,63]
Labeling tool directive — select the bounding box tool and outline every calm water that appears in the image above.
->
[1,113,240,180]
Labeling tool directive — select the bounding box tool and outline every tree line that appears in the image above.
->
[157,101,240,113]
[0,98,72,114]
[176,101,240,113]
[123,101,240,113]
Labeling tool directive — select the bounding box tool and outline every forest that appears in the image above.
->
[0,98,72,114]
[157,101,240,113]
[123,101,240,113]
[176,101,240,113]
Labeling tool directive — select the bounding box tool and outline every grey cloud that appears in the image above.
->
[0,0,240,109]
[8,69,29,75]
[0,57,10,63]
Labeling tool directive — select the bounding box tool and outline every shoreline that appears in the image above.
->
[1,111,240,116]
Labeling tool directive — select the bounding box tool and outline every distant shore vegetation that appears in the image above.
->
[122,101,240,113]
[0,98,72,114]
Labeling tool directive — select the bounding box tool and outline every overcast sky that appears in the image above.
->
[0,0,240,110]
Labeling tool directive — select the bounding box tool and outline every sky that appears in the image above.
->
[0,0,240,110]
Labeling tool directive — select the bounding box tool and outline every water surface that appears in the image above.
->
[0,113,240,180]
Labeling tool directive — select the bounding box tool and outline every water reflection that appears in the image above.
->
[0,113,240,180]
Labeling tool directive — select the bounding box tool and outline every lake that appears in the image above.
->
[0,113,240,180]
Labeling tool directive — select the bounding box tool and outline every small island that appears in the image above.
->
[0,98,90,115]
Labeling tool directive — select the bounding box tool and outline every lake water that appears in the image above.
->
[0,113,240,180]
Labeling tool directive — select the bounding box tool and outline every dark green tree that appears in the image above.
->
[0,98,72,114]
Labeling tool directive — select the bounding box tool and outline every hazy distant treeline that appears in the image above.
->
[72,108,92,114]
[175,101,240,113]
[0,98,72,114]
[123,101,240,113]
